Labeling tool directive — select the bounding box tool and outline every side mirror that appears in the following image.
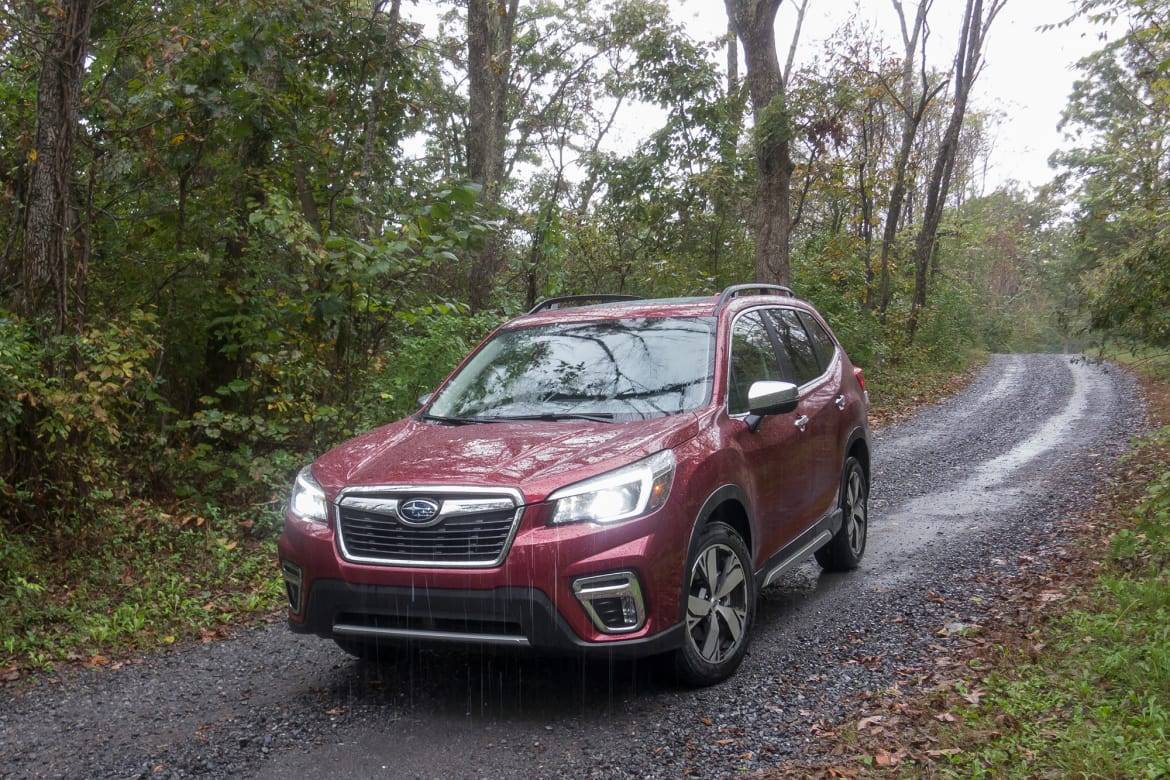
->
[747,380,799,421]
[417,392,433,408]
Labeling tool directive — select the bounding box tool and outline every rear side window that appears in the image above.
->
[797,311,837,370]
[768,309,821,386]
[728,311,783,414]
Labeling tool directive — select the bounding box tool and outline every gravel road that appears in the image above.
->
[0,354,1141,779]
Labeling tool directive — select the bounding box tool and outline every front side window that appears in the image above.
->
[727,311,783,414]
[426,317,715,421]
[769,309,821,386]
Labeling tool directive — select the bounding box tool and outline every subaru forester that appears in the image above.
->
[279,285,871,685]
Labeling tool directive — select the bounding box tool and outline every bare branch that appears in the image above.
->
[782,0,810,87]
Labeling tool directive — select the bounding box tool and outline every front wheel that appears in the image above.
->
[815,456,868,572]
[673,521,757,687]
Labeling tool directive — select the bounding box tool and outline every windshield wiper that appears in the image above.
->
[420,413,507,425]
[493,412,617,424]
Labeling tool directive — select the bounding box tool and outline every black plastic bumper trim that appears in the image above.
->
[290,579,684,658]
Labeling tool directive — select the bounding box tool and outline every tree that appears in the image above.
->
[906,0,1006,341]
[466,0,519,311]
[1054,0,1170,345]
[876,0,944,317]
[724,0,809,286]
[17,0,96,332]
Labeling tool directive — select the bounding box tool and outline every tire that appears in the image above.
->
[673,521,757,687]
[815,456,868,572]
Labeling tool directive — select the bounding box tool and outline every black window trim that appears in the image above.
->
[724,304,839,418]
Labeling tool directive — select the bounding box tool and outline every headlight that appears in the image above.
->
[549,450,675,525]
[289,465,327,523]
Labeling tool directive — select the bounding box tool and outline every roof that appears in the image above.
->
[507,293,813,329]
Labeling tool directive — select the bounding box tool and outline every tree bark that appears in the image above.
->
[19,0,95,332]
[725,0,807,287]
[906,0,1006,342]
[466,0,519,312]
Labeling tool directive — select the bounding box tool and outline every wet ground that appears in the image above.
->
[0,354,1140,779]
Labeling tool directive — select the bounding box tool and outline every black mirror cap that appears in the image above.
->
[747,380,799,416]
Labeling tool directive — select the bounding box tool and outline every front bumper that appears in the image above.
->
[277,496,693,656]
[292,578,684,657]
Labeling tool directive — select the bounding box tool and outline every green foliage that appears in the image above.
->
[0,310,165,525]
[1055,0,1170,346]
[0,502,281,671]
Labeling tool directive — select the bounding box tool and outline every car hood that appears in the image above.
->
[313,413,704,504]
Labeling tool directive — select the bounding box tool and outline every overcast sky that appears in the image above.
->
[411,0,1110,191]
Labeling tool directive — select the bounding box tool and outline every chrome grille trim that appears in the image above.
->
[334,485,524,568]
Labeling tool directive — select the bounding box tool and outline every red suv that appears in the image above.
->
[279,285,870,685]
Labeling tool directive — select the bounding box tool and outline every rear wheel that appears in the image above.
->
[673,521,756,687]
[815,456,868,571]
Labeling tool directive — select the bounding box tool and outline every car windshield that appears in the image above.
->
[426,317,715,421]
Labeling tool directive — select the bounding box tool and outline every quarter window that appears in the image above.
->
[797,311,837,370]
[728,312,783,414]
[769,309,821,386]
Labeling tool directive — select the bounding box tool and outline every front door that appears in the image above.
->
[767,308,841,521]
[725,310,819,563]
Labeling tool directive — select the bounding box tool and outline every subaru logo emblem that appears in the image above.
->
[399,498,441,525]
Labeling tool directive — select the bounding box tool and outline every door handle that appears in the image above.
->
[835,394,846,410]
[794,415,810,431]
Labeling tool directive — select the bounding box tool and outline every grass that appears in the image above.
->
[0,500,282,675]
[921,347,1170,778]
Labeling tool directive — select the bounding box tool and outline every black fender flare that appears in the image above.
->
[843,426,871,480]
[688,483,753,550]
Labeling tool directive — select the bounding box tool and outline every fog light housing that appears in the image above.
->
[281,560,303,613]
[572,571,645,634]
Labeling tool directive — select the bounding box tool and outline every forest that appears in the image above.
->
[0,0,1167,675]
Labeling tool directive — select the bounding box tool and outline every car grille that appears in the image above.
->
[335,489,521,567]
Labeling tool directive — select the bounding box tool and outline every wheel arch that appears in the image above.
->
[687,484,754,560]
[844,427,870,481]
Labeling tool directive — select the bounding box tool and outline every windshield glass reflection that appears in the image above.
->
[427,317,716,421]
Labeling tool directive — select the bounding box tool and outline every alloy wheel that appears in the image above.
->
[845,469,867,557]
[686,543,749,664]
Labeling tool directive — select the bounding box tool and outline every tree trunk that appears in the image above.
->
[20,0,95,332]
[466,0,519,312]
[906,0,1005,342]
[711,19,743,284]
[858,105,875,310]
[726,0,805,287]
[877,0,936,319]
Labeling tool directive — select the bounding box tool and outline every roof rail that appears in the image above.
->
[527,294,643,315]
[715,284,795,310]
